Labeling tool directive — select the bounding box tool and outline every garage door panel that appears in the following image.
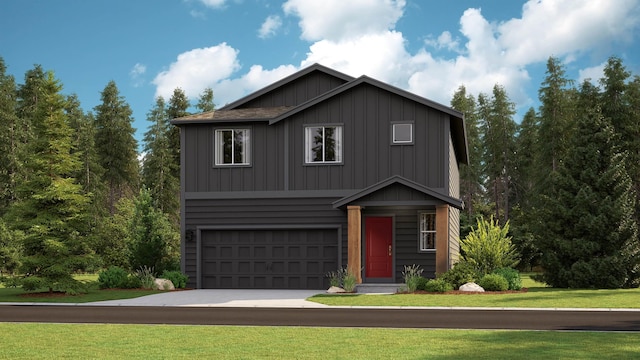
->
[201,228,339,289]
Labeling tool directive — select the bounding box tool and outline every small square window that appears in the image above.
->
[419,212,436,251]
[392,123,413,144]
[214,129,250,166]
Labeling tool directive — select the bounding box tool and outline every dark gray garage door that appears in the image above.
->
[201,228,339,289]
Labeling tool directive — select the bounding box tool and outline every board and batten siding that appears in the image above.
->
[182,196,348,287]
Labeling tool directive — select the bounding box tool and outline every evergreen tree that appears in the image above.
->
[196,87,215,112]
[142,97,179,224]
[94,81,139,214]
[538,80,639,288]
[166,88,190,180]
[0,58,20,213]
[7,72,93,293]
[129,189,180,273]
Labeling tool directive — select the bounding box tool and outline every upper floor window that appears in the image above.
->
[419,212,436,251]
[305,125,343,164]
[215,129,250,166]
[392,123,413,144]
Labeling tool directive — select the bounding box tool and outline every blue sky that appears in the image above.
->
[2,0,639,148]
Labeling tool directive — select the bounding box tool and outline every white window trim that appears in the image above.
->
[392,122,414,145]
[304,125,343,164]
[419,212,436,252]
[214,128,251,166]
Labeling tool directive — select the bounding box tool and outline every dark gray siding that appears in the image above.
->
[183,196,347,288]
[181,83,448,194]
[241,71,349,108]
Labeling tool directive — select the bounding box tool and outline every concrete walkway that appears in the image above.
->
[88,289,329,308]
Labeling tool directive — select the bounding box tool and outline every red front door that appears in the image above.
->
[365,216,393,279]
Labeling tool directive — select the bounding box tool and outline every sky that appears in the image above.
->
[2,0,639,148]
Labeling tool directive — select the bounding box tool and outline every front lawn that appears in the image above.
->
[1,323,638,359]
[309,274,640,308]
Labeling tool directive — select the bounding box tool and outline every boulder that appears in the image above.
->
[459,282,484,292]
[153,278,175,291]
[327,286,346,294]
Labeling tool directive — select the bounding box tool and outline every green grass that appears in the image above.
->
[309,273,640,308]
[0,323,638,359]
[0,274,159,303]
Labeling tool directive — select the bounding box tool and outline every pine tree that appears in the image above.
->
[7,71,93,293]
[142,97,179,224]
[166,88,190,181]
[0,58,20,213]
[538,80,639,288]
[94,81,139,214]
[196,87,215,112]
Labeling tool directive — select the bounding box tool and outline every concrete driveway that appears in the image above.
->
[88,289,328,308]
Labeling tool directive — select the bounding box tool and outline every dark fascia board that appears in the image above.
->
[268,75,469,164]
[332,175,464,210]
[219,63,355,110]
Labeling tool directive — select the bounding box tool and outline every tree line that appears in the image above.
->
[0,57,214,292]
[453,56,640,288]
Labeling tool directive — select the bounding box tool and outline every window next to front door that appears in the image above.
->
[305,125,343,164]
[215,129,250,166]
[419,212,436,251]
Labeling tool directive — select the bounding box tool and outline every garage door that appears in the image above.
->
[201,228,339,289]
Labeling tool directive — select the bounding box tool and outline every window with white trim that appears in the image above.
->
[214,129,250,166]
[392,123,413,144]
[419,212,436,251]
[305,125,343,163]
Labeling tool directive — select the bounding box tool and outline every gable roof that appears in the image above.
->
[332,175,464,209]
[268,75,468,164]
[220,63,354,110]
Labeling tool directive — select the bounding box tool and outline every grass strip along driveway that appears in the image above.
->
[1,323,639,359]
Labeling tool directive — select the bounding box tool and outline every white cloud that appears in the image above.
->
[215,64,298,106]
[129,63,147,87]
[578,63,606,86]
[283,0,405,41]
[258,15,282,39]
[152,43,240,100]
[198,0,226,9]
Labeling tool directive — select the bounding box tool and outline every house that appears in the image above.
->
[171,64,468,289]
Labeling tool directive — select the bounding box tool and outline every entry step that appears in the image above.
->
[356,283,404,294]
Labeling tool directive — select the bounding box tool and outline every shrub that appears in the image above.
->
[415,277,430,291]
[423,279,453,292]
[493,267,522,290]
[135,266,156,289]
[98,266,130,289]
[438,261,480,289]
[461,216,519,275]
[326,270,341,288]
[478,273,509,291]
[162,270,188,289]
[342,269,357,292]
[402,264,424,292]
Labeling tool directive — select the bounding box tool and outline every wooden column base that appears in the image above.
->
[436,204,450,275]
[347,205,362,283]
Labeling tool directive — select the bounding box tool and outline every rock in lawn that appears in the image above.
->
[327,286,346,294]
[154,278,175,291]
[459,282,484,292]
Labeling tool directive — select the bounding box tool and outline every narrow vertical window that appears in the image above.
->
[419,212,436,251]
[305,125,342,163]
[215,129,250,165]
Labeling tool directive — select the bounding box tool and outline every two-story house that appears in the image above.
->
[171,64,467,289]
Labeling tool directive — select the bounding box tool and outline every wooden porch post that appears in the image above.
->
[347,205,362,283]
[435,204,450,275]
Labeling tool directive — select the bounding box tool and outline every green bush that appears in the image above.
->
[461,216,519,275]
[342,269,357,292]
[493,267,522,290]
[423,279,453,293]
[98,266,130,289]
[162,270,188,289]
[135,266,156,289]
[415,277,430,291]
[478,273,509,291]
[402,264,424,292]
[438,261,480,289]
